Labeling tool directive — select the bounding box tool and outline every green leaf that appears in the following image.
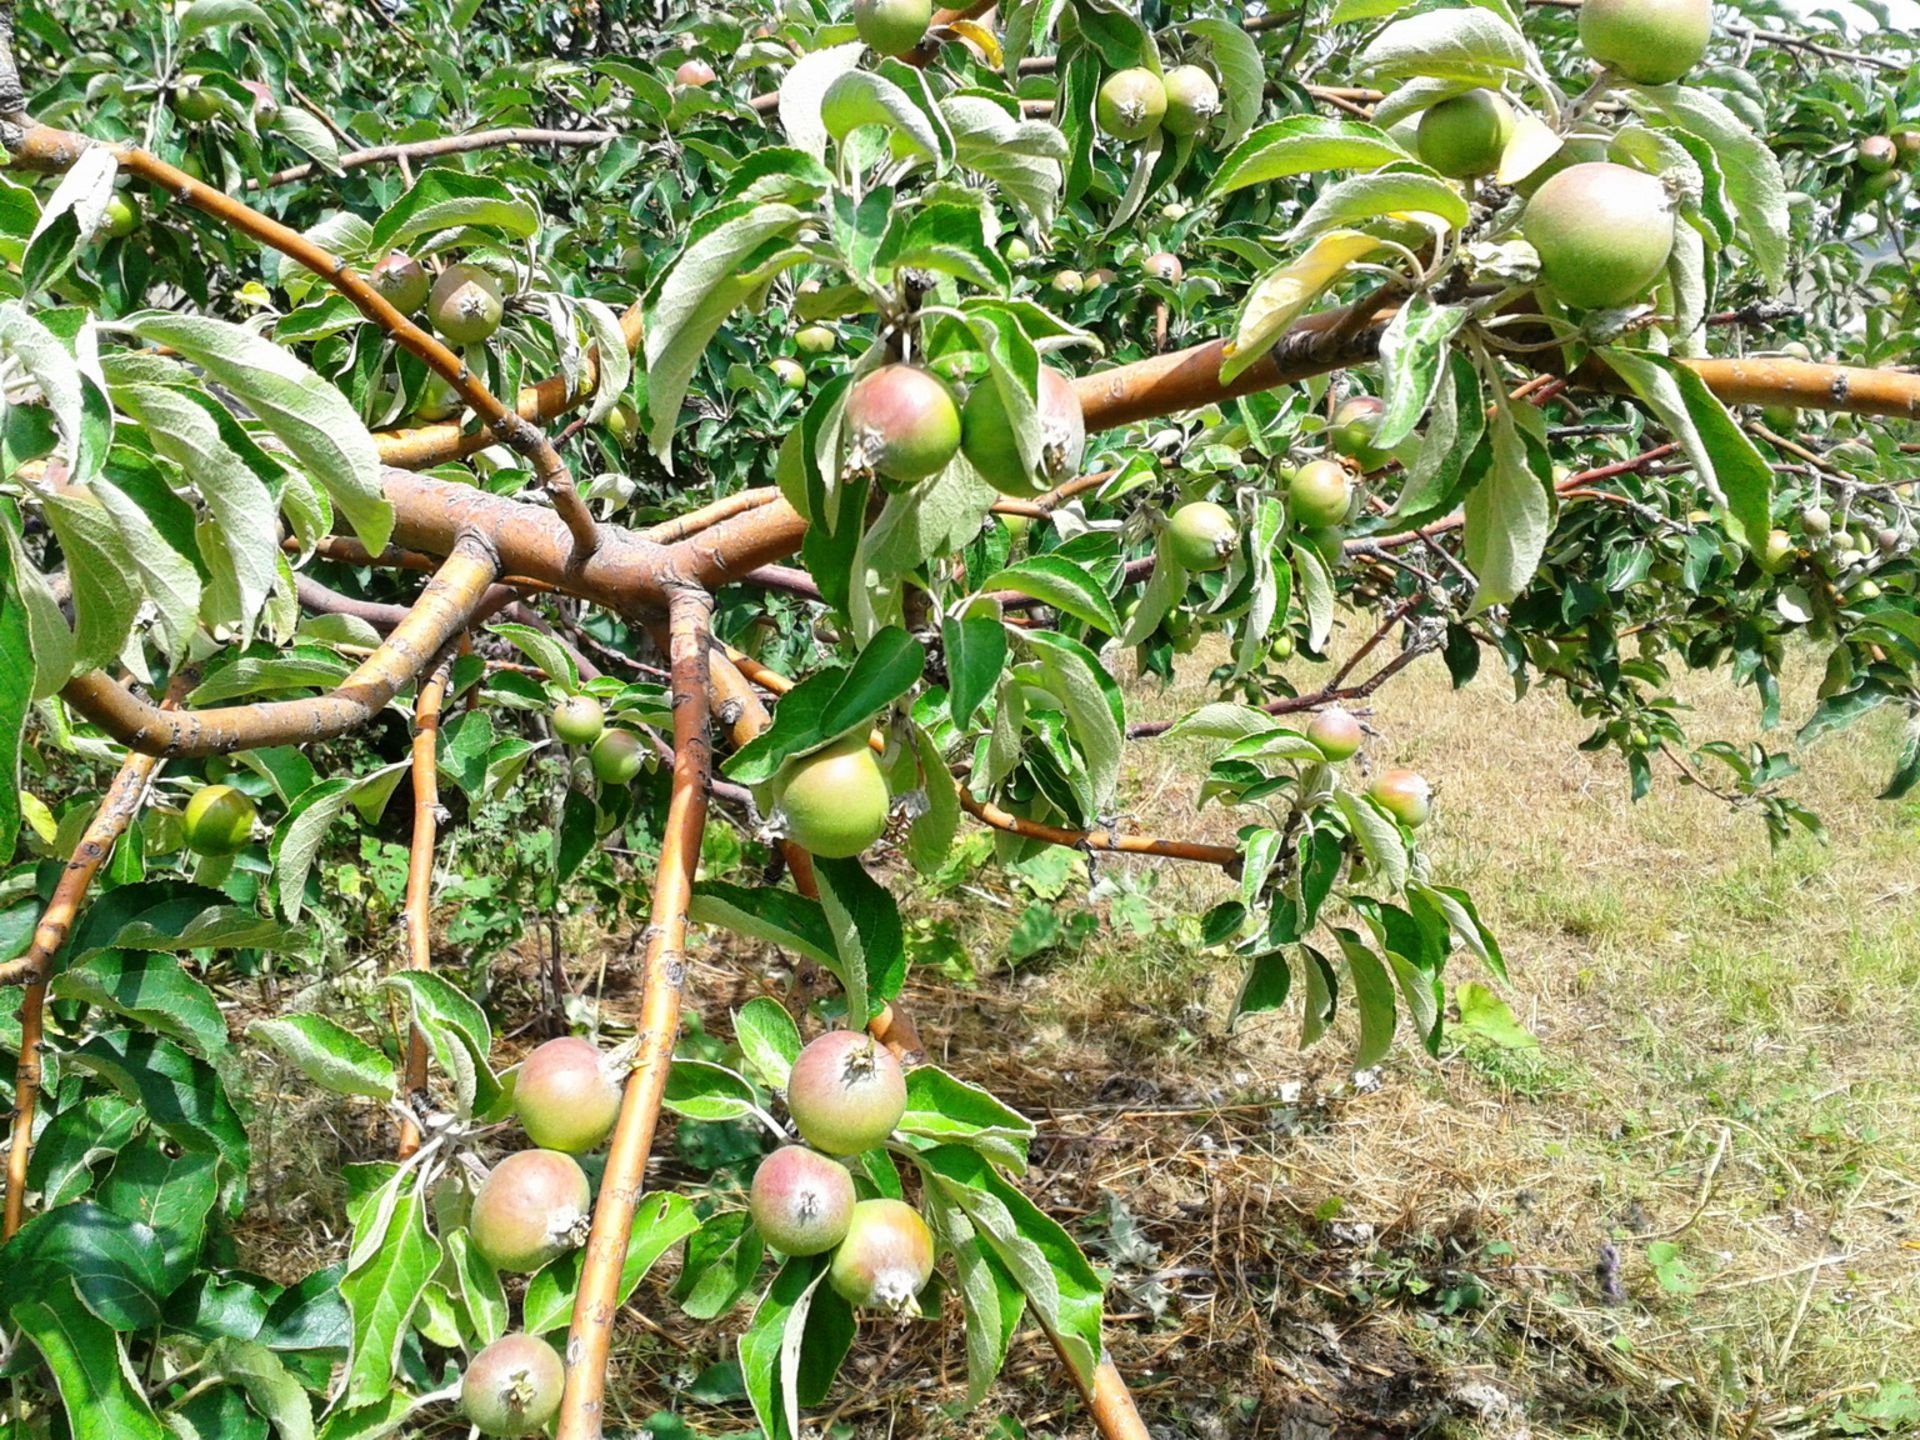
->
[1289,168,1470,244]
[812,855,906,1026]
[1220,231,1381,384]
[266,107,343,176]
[52,951,228,1060]
[522,1192,699,1333]
[27,1095,143,1210]
[922,1187,1025,1403]
[898,1067,1035,1171]
[1159,703,1279,743]
[0,301,85,462]
[723,628,924,784]
[1185,18,1264,147]
[248,1014,398,1100]
[441,1228,507,1347]
[820,70,946,170]
[368,170,539,252]
[178,0,270,42]
[2,1202,178,1330]
[663,1058,760,1122]
[1451,982,1536,1049]
[10,1283,163,1440]
[338,1186,439,1406]
[734,997,803,1091]
[1332,929,1398,1068]
[0,528,31,857]
[982,556,1120,635]
[1357,8,1531,84]
[125,315,391,553]
[270,763,408,920]
[943,611,1006,728]
[380,971,500,1119]
[738,1254,855,1440]
[778,41,871,162]
[689,883,839,969]
[943,96,1066,227]
[1462,407,1551,612]
[906,720,960,876]
[1291,539,1335,651]
[673,1211,766,1321]
[1020,628,1123,812]
[1209,116,1409,198]
[197,1338,315,1440]
[2,499,76,698]
[97,1135,219,1278]
[488,622,578,690]
[1336,787,1410,892]
[1625,84,1788,288]
[1374,295,1467,448]
[41,493,139,672]
[67,1030,249,1175]
[1232,950,1293,1023]
[88,469,202,662]
[1601,349,1771,550]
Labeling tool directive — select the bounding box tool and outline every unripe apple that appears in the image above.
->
[749,1145,856,1256]
[1085,266,1117,290]
[844,364,962,484]
[1367,768,1432,828]
[1799,505,1831,538]
[183,784,256,856]
[1164,501,1238,572]
[770,357,806,390]
[1894,131,1920,167]
[1520,162,1675,310]
[1577,0,1710,86]
[1306,707,1363,762]
[1417,89,1514,179]
[461,1334,564,1437]
[412,372,462,423]
[794,324,837,355]
[99,193,141,240]
[514,1036,623,1153]
[785,1029,907,1155]
[1003,236,1031,264]
[1848,578,1883,602]
[1142,251,1183,283]
[1050,269,1084,296]
[552,695,606,746]
[1329,394,1391,470]
[1859,135,1898,175]
[172,81,221,122]
[369,251,429,314]
[240,78,277,116]
[829,1198,935,1311]
[1760,403,1799,431]
[605,397,640,446]
[469,1150,591,1273]
[961,365,1087,498]
[1779,340,1812,362]
[763,733,891,859]
[674,58,717,87]
[1161,201,1190,222]
[1289,459,1353,529]
[589,728,646,785]
[1758,527,1794,572]
[852,0,932,56]
[1161,65,1220,137]
[1096,68,1169,143]
[427,262,505,345]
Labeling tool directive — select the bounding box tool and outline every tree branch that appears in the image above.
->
[256,127,619,189]
[395,660,450,1159]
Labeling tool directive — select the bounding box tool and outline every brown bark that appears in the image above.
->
[257,127,619,189]
[555,587,714,1440]
[395,662,450,1159]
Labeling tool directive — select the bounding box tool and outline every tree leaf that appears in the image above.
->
[521,1192,699,1334]
[10,1283,163,1440]
[734,997,803,1091]
[1209,116,1408,198]
[1220,230,1380,384]
[981,555,1120,635]
[943,611,1006,728]
[1357,8,1531,84]
[1374,295,1466,448]
[248,1014,398,1100]
[689,882,839,968]
[1462,407,1551,612]
[338,1186,439,1406]
[1332,928,1397,1068]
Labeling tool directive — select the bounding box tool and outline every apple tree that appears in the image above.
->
[0,0,1915,1436]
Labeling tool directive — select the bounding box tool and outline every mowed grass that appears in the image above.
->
[944,628,1920,1438]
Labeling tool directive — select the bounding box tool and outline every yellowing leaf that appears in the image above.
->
[1496,111,1562,186]
[1220,230,1379,384]
[948,18,1002,66]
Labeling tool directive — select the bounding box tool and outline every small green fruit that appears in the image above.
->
[1306,708,1363,762]
[1577,0,1711,86]
[750,1145,856,1256]
[1095,68,1168,143]
[1520,162,1675,310]
[1417,90,1514,179]
[1164,501,1238,572]
[1161,65,1220,137]
[183,785,256,856]
[427,262,506,346]
[172,81,221,122]
[605,398,640,446]
[469,1150,591,1273]
[1859,135,1898,175]
[1799,506,1831,538]
[369,251,429,314]
[1329,395,1390,469]
[461,1334,564,1437]
[100,193,141,240]
[1050,269,1084,296]
[764,734,891,859]
[1758,527,1794,572]
[787,1029,907,1155]
[1003,236,1032,264]
[552,695,606,746]
[794,325,837,355]
[852,0,932,56]
[844,364,962,484]
[1289,460,1353,529]
[514,1036,622,1154]
[412,372,462,423]
[1142,251,1183,283]
[589,728,646,784]
[961,365,1087,498]
[1368,768,1432,828]
[829,1198,935,1311]
[674,58,717,87]
[771,357,806,390]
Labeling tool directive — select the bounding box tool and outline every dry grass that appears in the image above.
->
[235,622,1920,1440]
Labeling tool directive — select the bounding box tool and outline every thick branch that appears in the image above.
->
[556,586,713,1440]
[62,536,498,756]
[395,661,449,1159]
[2,738,169,1234]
